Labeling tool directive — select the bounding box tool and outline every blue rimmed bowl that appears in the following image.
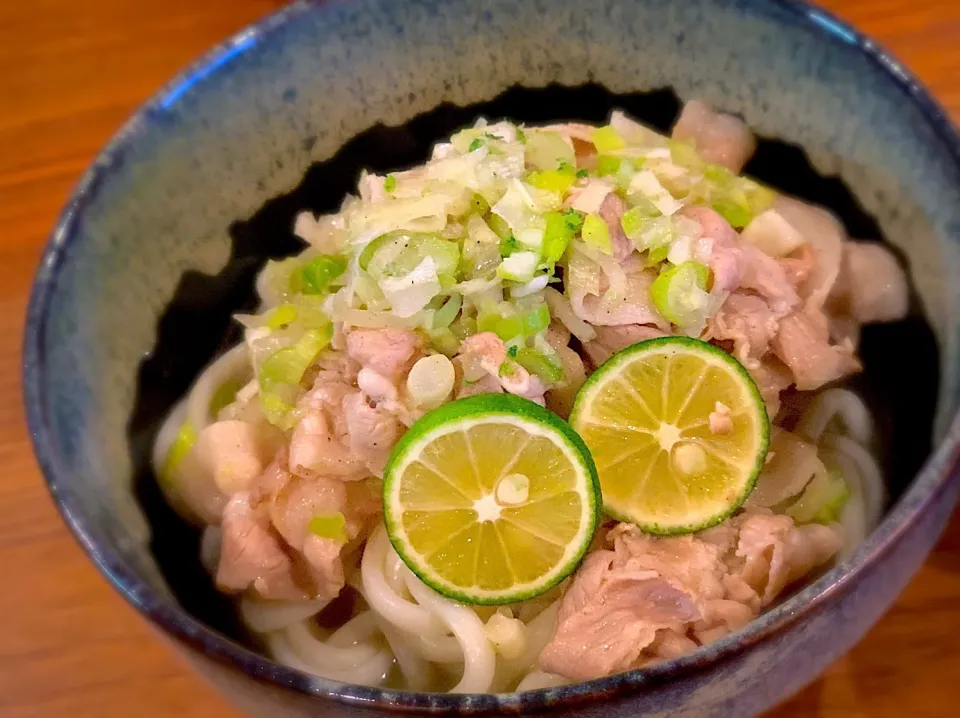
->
[23,0,960,716]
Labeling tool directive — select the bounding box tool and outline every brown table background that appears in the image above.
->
[2,1,959,715]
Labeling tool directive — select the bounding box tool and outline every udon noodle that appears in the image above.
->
[153,100,906,692]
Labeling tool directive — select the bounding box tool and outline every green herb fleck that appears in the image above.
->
[469,138,485,152]
[576,168,589,178]
[507,345,519,358]
[499,234,519,257]
[563,209,585,232]
[384,174,397,192]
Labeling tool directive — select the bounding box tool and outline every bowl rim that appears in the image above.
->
[22,0,960,712]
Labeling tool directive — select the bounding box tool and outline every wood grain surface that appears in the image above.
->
[2,1,959,716]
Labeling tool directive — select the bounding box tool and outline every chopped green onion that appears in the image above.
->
[433,294,462,329]
[620,200,662,239]
[260,327,332,392]
[667,138,703,169]
[450,315,477,340]
[210,378,245,417]
[704,163,735,186]
[308,513,348,542]
[507,344,519,358]
[581,213,612,255]
[690,163,776,229]
[352,273,385,308]
[712,199,754,229]
[478,303,551,342]
[745,182,776,214]
[514,347,564,383]
[469,138,485,152]
[265,303,298,329]
[362,231,460,281]
[576,168,589,179]
[293,297,335,329]
[613,158,640,192]
[518,303,551,337]
[476,311,497,335]
[162,421,197,483]
[469,193,490,216]
[592,125,626,153]
[498,358,520,379]
[525,167,576,195]
[525,131,575,172]
[461,217,501,279]
[427,327,462,357]
[404,236,460,279]
[499,235,520,258]
[515,226,545,252]
[259,393,295,429]
[293,255,347,295]
[650,261,711,328]
[596,155,621,177]
[541,210,582,264]
[259,257,303,303]
[645,244,670,266]
[710,179,776,229]
[258,326,333,428]
[486,213,512,241]
[639,216,677,252]
[786,471,850,524]
[358,233,395,271]
[384,175,397,192]
[497,251,539,282]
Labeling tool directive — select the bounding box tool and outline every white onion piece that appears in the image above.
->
[407,355,455,409]
[543,287,596,342]
[741,209,807,257]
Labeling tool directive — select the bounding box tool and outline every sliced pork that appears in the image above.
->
[772,311,861,391]
[540,515,841,680]
[671,100,756,173]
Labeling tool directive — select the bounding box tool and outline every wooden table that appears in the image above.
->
[2,1,959,716]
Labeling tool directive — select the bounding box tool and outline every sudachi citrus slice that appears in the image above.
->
[383,394,599,604]
[570,337,768,534]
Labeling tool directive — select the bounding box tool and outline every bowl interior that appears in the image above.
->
[25,0,960,700]
[128,82,941,640]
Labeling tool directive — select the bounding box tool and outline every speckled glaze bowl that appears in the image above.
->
[23,0,960,715]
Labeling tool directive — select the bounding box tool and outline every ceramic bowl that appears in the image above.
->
[24,0,960,715]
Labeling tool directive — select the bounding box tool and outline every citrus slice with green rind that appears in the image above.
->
[383,394,600,604]
[570,337,769,534]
